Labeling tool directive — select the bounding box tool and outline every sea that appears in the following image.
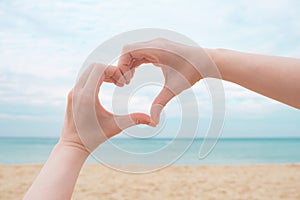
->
[1,137,300,165]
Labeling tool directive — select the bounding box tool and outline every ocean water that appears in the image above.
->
[0,137,300,165]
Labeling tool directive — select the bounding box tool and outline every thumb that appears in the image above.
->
[114,113,153,131]
[151,86,175,125]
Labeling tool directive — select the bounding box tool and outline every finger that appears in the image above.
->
[103,66,125,86]
[119,64,132,84]
[84,63,107,99]
[150,104,164,127]
[129,68,135,80]
[118,50,134,84]
[112,68,126,87]
[150,86,175,125]
[103,65,116,82]
[114,113,153,130]
[118,58,148,85]
[103,78,114,83]
[119,58,151,85]
[123,68,135,85]
[118,46,156,71]
[131,57,151,69]
[118,51,133,70]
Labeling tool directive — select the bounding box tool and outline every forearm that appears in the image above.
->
[23,141,89,200]
[206,48,300,109]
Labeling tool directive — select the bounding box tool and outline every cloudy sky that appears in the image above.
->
[0,0,299,138]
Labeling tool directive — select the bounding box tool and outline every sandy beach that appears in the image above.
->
[0,164,299,200]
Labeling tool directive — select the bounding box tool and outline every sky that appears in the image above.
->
[0,0,299,138]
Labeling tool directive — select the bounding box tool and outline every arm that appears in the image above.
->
[207,48,300,109]
[116,38,300,125]
[23,142,89,200]
[23,64,151,200]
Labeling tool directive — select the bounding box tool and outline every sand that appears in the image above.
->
[1,164,300,200]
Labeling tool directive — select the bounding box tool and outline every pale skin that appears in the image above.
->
[24,38,300,200]
[23,64,151,200]
[116,38,300,124]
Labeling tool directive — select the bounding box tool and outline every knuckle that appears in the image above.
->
[89,62,97,67]
[91,62,105,69]
[122,44,133,53]
[122,64,130,71]
[153,37,165,42]
[135,118,140,124]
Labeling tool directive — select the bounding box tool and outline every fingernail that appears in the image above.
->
[151,104,164,125]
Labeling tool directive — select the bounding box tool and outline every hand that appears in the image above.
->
[116,38,216,125]
[60,63,151,152]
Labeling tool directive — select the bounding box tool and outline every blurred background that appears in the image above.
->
[0,0,299,139]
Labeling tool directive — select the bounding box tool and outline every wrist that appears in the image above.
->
[188,47,222,80]
[56,139,90,158]
[203,48,230,81]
